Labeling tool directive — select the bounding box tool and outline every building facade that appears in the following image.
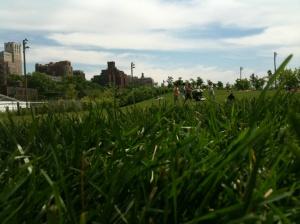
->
[93,61,129,88]
[135,73,154,86]
[0,62,9,86]
[93,62,154,88]
[0,42,23,76]
[35,61,73,77]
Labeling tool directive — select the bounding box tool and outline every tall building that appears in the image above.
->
[93,61,129,88]
[0,42,23,76]
[92,61,154,88]
[136,73,154,86]
[35,61,73,77]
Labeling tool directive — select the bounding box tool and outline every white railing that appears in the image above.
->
[0,101,45,112]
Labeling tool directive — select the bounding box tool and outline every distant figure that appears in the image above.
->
[180,85,185,98]
[184,83,193,104]
[208,81,215,99]
[173,84,180,104]
[227,91,235,102]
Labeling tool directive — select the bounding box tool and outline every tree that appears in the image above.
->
[27,72,61,98]
[7,74,23,87]
[225,82,231,90]
[196,77,203,88]
[279,69,299,90]
[65,84,78,99]
[234,78,250,90]
[175,77,184,86]
[190,78,196,88]
[217,81,223,89]
[64,75,89,98]
[167,76,174,88]
[250,73,265,90]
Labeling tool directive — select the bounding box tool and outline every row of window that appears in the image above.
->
[4,44,22,54]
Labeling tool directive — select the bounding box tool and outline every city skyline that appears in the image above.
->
[1,0,299,84]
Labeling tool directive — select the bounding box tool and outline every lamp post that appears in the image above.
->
[274,52,277,88]
[240,66,243,80]
[130,62,136,104]
[130,62,135,81]
[22,38,29,106]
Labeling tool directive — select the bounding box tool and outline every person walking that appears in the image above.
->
[184,82,193,104]
[173,83,180,104]
[208,81,215,100]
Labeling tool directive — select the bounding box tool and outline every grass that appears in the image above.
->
[0,89,267,122]
[131,89,278,109]
[0,56,300,223]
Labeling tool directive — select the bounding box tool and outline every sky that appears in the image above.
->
[0,0,299,84]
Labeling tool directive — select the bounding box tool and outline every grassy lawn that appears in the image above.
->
[0,88,299,223]
[0,89,294,122]
[131,89,274,108]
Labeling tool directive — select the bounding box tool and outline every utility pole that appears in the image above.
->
[22,38,29,106]
[274,52,277,88]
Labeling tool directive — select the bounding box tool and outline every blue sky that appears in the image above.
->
[1,0,299,84]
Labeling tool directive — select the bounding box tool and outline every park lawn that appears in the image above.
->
[1,87,299,223]
[130,89,274,108]
[0,89,289,121]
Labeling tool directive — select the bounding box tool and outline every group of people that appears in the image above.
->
[173,82,193,104]
[173,82,235,104]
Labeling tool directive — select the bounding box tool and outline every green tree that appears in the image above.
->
[190,78,196,88]
[7,74,23,87]
[225,82,231,90]
[167,76,174,88]
[175,77,184,86]
[91,75,102,85]
[217,81,223,89]
[250,73,265,90]
[27,72,62,98]
[234,78,250,90]
[65,84,78,99]
[279,69,299,90]
[196,77,203,87]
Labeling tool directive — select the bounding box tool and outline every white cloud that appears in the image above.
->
[224,25,300,47]
[1,0,299,83]
[135,64,238,84]
[27,45,114,65]
[1,0,299,34]
[26,45,241,83]
[47,32,226,51]
[1,0,299,53]
[133,62,269,85]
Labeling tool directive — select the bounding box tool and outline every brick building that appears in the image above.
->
[35,61,73,77]
[135,73,154,86]
[93,62,154,88]
[93,61,129,88]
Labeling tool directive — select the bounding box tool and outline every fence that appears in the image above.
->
[0,101,44,112]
